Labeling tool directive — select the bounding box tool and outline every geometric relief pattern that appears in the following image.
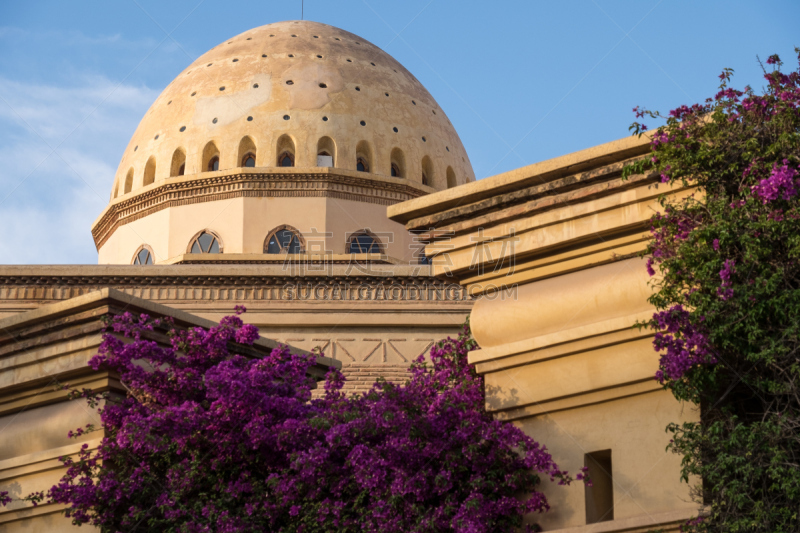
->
[276,337,436,363]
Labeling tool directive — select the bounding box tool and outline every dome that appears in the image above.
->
[93,21,474,265]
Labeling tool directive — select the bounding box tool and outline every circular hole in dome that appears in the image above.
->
[286,80,294,85]
[284,115,290,120]
[228,41,232,44]
[432,110,436,115]
[313,35,319,38]
[393,127,398,133]
[288,54,294,58]
[261,54,267,58]
[180,126,186,132]
[360,120,366,126]
[316,54,323,58]
[322,116,328,121]
[154,134,159,140]
[412,100,416,105]
[291,34,297,37]
[346,59,352,62]
[212,118,218,124]
[246,37,252,40]
[422,136,427,142]
[319,83,327,88]
[191,91,196,96]
[385,92,389,97]
[247,116,253,121]
[446,146,450,152]
[134,146,138,151]
[219,86,225,91]
[167,100,172,105]
[370,62,376,66]
[232,58,239,62]
[269,34,274,37]
[334,37,340,41]
[253,83,259,88]
[355,86,360,91]
[356,41,361,45]
[393,69,397,73]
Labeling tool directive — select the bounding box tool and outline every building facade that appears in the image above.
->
[0,19,697,533]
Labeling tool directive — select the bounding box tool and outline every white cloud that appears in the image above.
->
[0,75,160,264]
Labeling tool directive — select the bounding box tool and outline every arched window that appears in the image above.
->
[202,141,220,173]
[317,136,336,166]
[446,166,457,188]
[421,156,434,187]
[132,245,154,265]
[355,140,372,173]
[264,225,304,254]
[143,156,156,186]
[276,134,295,167]
[171,148,186,177]
[238,136,257,167]
[279,152,294,167]
[123,167,134,194]
[390,147,405,178]
[348,231,382,253]
[188,231,222,254]
[112,178,120,199]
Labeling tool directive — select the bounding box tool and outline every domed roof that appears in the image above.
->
[109,20,474,199]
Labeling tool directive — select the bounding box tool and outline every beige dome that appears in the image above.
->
[109,20,473,197]
[93,21,474,265]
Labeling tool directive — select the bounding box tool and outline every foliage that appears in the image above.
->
[627,50,800,532]
[8,311,578,532]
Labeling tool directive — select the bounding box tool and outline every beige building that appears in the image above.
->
[0,20,697,532]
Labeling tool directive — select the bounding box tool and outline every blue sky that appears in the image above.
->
[1,0,798,264]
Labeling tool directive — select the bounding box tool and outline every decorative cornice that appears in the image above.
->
[0,273,471,303]
[92,169,431,250]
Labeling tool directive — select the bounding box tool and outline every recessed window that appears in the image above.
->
[189,232,221,254]
[208,156,219,172]
[178,163,185,175]
[585,450,614,524]
[242,153,256,167]
[265,227,303,254]
[349,232,381,253]
[419,251,431,265]
[356,158,368,172]
[422,172,429,186]
[132,246,154,265]
[279,152,294,167]
[391,163,400,177]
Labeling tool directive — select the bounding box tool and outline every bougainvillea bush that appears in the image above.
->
[628,50,800,532]
[10,311,577,532]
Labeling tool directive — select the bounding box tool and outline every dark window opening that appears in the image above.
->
[242,154,256,167]
[391,163,400,177]
[178,163,185,176]
[279,152,294,167]
[190,232,221,254]
[349,233,380,253]
[422,172,429,186]
[133,248,153,265]
[208,156,219,172]
[266,228,303,254]
[585,450,614,524]
[356,158,368,172]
